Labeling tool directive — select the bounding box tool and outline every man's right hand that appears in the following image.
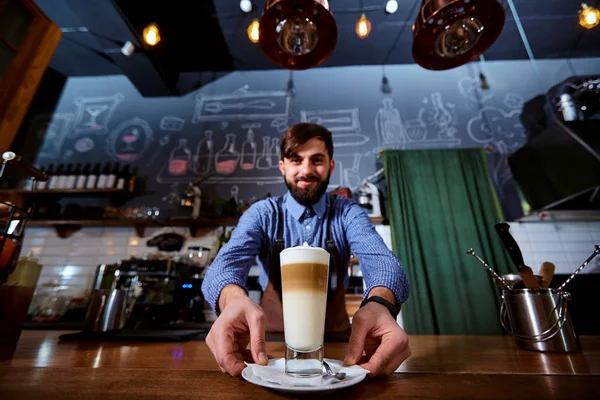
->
[205,284,268,377]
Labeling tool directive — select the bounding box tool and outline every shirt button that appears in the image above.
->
[305,225,311,230]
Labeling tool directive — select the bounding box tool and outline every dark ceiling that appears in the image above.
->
[33,0,600,90]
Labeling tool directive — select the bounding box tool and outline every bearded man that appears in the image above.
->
[201,123,410,378]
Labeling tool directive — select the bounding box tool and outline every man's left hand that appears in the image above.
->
[344,302,410,377]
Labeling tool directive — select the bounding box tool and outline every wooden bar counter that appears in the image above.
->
[1,331,599,399]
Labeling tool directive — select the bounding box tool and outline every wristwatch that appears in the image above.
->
[359,296,400,319]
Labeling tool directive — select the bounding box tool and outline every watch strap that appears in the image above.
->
[359,295,400,319]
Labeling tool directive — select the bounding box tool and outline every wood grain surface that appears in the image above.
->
[0,331,599,399]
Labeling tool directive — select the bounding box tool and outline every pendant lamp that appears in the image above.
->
[412,0,505,70]
[259,0,338,70]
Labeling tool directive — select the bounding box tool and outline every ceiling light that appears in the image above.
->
[579,3,600,29]
[380,76,392,94]
[247,19,260,43]
[385,0,399,14]
[412,0,505,70]
[259,0,338,70]
[356,14,371,39]
[479,72,490,90]
[142,23,161,46]
[121,41,135,56]
[240,0,253,13]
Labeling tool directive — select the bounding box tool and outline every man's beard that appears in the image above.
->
[285,172,331,206]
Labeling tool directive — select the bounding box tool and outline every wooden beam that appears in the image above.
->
[0,2,62,153]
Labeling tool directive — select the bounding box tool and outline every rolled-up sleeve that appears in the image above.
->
[201,202,266,312]
[342,203,410,306]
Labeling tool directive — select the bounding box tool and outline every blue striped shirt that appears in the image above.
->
[201,192,409,312]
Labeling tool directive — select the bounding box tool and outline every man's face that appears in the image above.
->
[279,138,335,206]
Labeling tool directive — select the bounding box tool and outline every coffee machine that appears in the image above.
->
[90,251,209,329]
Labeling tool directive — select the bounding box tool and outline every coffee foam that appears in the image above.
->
[279,242,330,266]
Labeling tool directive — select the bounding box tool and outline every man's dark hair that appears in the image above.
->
[280,123,334,161]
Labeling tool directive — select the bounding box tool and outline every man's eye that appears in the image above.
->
[291,158,301,163]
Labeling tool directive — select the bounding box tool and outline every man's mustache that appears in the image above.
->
[295,175,319,183]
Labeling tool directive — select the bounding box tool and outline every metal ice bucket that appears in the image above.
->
[500,288,581,353]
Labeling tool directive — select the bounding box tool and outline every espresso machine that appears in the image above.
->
[89,249,210,330]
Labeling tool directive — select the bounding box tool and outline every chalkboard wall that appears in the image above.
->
[12,58,600,220]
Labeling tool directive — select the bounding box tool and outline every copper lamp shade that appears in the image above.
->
[259,0,338,70]
[412,0,505,70]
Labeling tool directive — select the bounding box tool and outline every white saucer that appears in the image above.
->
[241,358,367,394]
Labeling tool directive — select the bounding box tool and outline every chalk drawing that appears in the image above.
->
[504,93,525,110]
[193,87,291,121]
[215,134,240,174]
[73,94,123,135]
[160,115,185,131]
[457,77,492,104]
[106,118,153,163]
[74,137,95,153]
[145,135,170,167]
[300,109,360,132]
[240,124,259,170]
[162,184,181,205]
[31,113,73,158]
[375,98,406,150]
[256,136,272,170]
[194,130,213,174]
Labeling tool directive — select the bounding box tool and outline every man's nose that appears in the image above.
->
[300,160,315,175]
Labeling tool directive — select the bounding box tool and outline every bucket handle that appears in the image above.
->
[500,291,570,342]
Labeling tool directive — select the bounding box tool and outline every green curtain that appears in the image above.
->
[383,148,515,335]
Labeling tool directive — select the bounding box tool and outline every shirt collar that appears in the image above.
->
[284,191,328,221]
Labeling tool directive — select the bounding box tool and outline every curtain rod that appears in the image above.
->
[376,145,495,159]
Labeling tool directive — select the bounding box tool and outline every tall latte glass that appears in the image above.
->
[280,242,329,377]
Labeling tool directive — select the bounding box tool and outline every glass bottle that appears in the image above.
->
[86,163,101,189]
[75,163,90,189]
[215,134,240,175]
[51,164,65,189]
[117,164,130,190]
[106,162,120,188]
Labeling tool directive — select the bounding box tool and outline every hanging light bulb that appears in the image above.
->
[380,76,392,94]
[247,19,260,43]
[142,23,161,46]
[240,0,253,13]
[356,13,371,39]
[412,0,505,70]
[579,3,600,29]
[479,73,490,90]
[385,0,399,14]
[259,0,338,70]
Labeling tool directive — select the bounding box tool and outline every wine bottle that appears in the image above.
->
[106,162,119,189]
[44,164,55,190]
[96,162,111,189]
[116,164,130,190]
[75,163,90,189]
[65,163,78,189]
[51,164,65,189]
[86,163,101,189]
[35,166,47,190]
